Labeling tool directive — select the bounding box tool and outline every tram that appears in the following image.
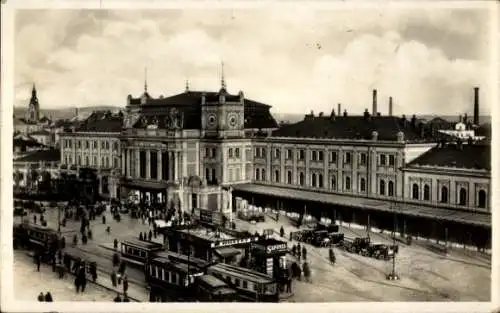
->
[13,222,60,253]
[120,238,164,268]
[206,263,279,302]
[62,246,98,280]
[194,274,238,302]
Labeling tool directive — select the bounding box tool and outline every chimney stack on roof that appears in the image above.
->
[363,108,370,119]
[372,89,378,116]
[473,87,479,126]
[389,97,393,116]
[337,103,341,116]
[343,109,348,117]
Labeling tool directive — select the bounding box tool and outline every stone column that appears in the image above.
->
[169,152,174,181]
[135,149,140,178]
[146,149,151,180]
[121,150,126,176]
[176,151,181,182]
[126,149,131,177]
[157,150,162,181]
[174,152,179,182]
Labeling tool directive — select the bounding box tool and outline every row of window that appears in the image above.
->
[228,148,241,159]
[149,265,182,285]
[410,184,487,208]
[64,154,119,169]
[256,147,395,167]
[62,139,119,151]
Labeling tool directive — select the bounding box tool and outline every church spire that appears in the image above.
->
[185,80,190,92]
[144,67,148,93]
[32,82,37,97]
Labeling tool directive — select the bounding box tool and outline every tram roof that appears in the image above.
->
[208,263,274,284]
[122,238,164,250]
[232,183,491,227]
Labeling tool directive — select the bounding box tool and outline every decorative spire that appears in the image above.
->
[144,67,148,93]
[185,80,190,92]
[31,82,37,96]
[220,61,226,91]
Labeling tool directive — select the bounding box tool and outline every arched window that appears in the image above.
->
[255,168,260,180]
[345,176,351,190]
[274,170,280,183]
[423,184,430,201]
[478,190,487,208]
[412,184,419,200]
[287,171,292,184]
[379,180,386,195]
[459,188,467,206]
[262,169,266,181]
[440,186,448,203]
[331,176,336,190]
[312,173,317,187]
[299,172,305,186]
[388,181,394,197]
[360,178,366,192]
[77,156,81,165]
[318,174,324,188]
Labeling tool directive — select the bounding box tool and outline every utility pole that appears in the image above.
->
[387,201,399,281]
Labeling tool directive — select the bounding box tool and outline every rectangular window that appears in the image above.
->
[389,155,395,166]
[274,148,280,159]
[101,141,105,149]
[380,154,387,166]
[211,148,216,158]
[344,152,351,164]
[93,141,97,149]
[298,150,305,160]
[235,148,240,158]
[205,168,210,181]
[312,150,317,161]
[229,148,233,158]
[318,151,324,162]
[205,148,210,158]
[286,149,292,160]
[211,168,216,183]
[360,153,367,166]
[330,151,337,163]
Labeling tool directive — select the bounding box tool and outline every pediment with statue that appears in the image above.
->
[124,112,141,129]
[163,107,185,130]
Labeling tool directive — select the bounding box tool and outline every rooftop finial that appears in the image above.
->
[220,61,226,90]
[144,67,148,93]
[185,79,190,92]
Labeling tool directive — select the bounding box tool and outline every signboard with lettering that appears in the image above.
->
[211,237,254,248]
[266,257,274,277]
[266,243,288,254]
[197,208,224,226]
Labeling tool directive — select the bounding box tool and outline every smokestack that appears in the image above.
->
[389,97,393,116]
[372,89,378,116]
[337,103,341,116]
[473,87,479,126]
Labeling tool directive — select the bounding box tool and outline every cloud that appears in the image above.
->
[13,8,491,117]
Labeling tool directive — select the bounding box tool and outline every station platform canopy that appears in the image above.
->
[232,183,491,228]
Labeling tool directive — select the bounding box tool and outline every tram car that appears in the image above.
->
[145,254,205,302]
[13,222,60,253]
[206,263,279,302]
[120,238,164,268]
[194,274,238,302]
[62,246,98,280]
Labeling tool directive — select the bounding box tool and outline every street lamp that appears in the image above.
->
[386,200,400,281]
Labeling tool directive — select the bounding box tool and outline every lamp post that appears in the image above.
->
[386,200,400,281]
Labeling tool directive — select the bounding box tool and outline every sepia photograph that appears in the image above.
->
[1,0,498,311]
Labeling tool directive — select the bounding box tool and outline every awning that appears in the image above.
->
[214,247,241,258]
[232,183,491,227]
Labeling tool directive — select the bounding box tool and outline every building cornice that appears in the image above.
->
[403,165,490,178]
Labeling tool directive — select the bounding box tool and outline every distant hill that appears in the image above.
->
[13,106,122,121]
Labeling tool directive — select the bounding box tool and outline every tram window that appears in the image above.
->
[243,281,248,289]
[235,279,241,287]
[253,283,258,292]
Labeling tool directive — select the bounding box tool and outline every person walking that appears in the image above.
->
[286,275,292,293]
[75,277,81,293]
[34,215,37,224]
[111,271,117,287]
[302,262,311,283]
[36,254,41,272]
[280,226,285,238]
[292,244,296,257]
[302,246,307,261]
[329,248,336,265]
[123,275,129,295]
[102,214,106,224]
[114,238,118,249]
[148,230,153,241]
[139,232,143,241]
[37,292,44,302]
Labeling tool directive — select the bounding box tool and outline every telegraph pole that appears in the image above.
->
[387,201,400,281]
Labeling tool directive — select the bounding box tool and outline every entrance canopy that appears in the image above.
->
[232,183,491,227]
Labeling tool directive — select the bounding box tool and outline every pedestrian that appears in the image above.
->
[73,234,78,246]
[34,215,37,224]
[280,226,285,238]
[113,253,120,267]
[58,263,65,279]
[75,277,80,293]
[148,230,153,241]
[123,275,129,295]
[111,271,117,287]
[44,292,53,302]
[123,295,130,302]
[106,226,111,233]
[82,234,88,245]
[119,261,126,275]
[303,262,311,283]
[292,244,296,256]
[88,230,92,240]
[139,232,143,241]
[36,254,41,272]
[297,249,301,262]
[329,248,336,265]
[113,293,122,302]
[289,232,292,241]
[81,276,87,293]
[102,214,106,224]
[302,246,307,261]
[61,236,66,249]
[286,275,292,293]
[38,292,44,302]
[114,239,118,249]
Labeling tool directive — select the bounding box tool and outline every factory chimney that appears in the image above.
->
[388,97,393,116]
[337,103,341,116]
[372,89,378,116]
[473,87,479,126]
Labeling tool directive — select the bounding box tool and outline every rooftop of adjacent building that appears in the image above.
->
[14,148,60,163]
[406,141,490,171]
[74,110,124,133]
[177,226,236,242]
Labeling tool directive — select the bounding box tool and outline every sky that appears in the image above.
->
[14,7,493,115]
